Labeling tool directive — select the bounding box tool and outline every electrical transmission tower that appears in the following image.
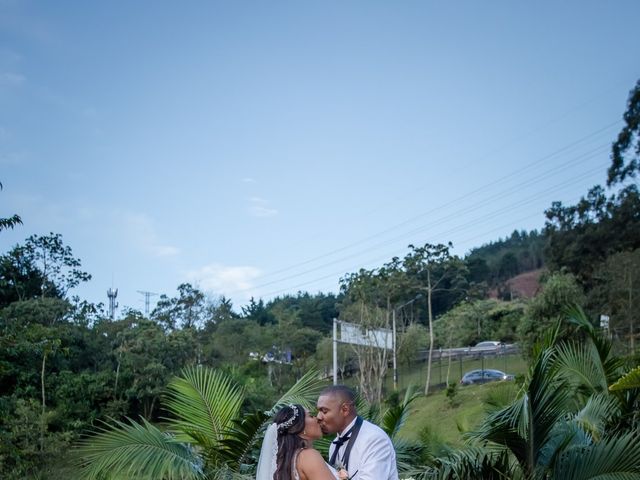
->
[137,290,159,316]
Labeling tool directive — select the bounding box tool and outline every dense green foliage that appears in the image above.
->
[541,80,640,354]
[411,308,640,479]
[0,231,348,477]
[0,202,635,476]
[517,272,585,357]
[2,79,640,478]
[544,184,640,289]
[465,229,545,287]
[435,298,525,348]
[608,79,640,186]
[76,368,322,479]
[75,370,422,479]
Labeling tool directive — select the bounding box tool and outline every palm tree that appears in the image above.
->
[610,365,640,391]
[75,367,326,479]
[365,385,425,475]
[75,367,424,479]
[412,306,640,480]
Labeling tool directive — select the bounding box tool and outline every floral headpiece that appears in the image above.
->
[276,404,300,432]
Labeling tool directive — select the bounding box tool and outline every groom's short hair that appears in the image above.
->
[320,385,356,409]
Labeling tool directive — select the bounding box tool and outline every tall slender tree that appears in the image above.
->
[403,243,467,395]
[339,268,393,404]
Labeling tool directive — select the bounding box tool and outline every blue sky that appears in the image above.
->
[1,1,639,314]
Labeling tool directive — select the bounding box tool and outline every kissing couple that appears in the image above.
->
[256,385,399,480]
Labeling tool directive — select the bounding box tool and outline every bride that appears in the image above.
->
[256,404,349,480]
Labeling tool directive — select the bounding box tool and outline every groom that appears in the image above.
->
[317,385,399,480]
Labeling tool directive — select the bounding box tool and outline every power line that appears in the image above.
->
[226,146,609,295]
[233,161,606,298]
[280,80,628,258]
[248,120,620,281]
[229,101,626,302]
[236,163,607,299]
[256,187,594,300]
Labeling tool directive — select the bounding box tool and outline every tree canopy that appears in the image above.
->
[608,79,640,186]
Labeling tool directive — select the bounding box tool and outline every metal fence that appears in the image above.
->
[392,347,524,391]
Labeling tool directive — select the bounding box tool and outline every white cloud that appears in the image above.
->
[241,177,256,183]
[186,263,261,296]
[248,197,278,217]
[121,212,180,257]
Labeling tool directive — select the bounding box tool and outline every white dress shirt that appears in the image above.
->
[328,417,399,480]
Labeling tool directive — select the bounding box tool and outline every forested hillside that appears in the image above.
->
[1,79,639,478]
[464,229,545,301]
[465,229,545,284]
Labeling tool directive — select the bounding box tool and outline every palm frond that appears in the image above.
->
[482,382,519,413]
[572,393,620,441]
[551,432,640,479]
[452,309,637,480]
[356,394,382,425]
[75,417,204,480]
[471,345,574,475]
[393,436,427,474]
[564,305,595,334]
[530,319,562,359]
[468,395,529,468]
[565,305,625,384]
[535,420,591,475]
[164,366,244,448]
[381,385,420,438]
[554,341,608,393]
[430,447,517,480]
[313,435,333,459]
[610,366,640,391]
[216,410,268,470]
[207,463,254,480]
[265,369,326,414]
[528,346,576,445]
[222,370,327,474]
[380,405,402,438]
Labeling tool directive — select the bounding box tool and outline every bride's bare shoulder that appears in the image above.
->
[297,448,334,478]
[297,447,325,463]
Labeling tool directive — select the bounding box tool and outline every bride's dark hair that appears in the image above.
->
[273,403,308,480]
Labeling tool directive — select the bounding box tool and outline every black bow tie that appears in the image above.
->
[332,433,351,448]
[329,433,352,466]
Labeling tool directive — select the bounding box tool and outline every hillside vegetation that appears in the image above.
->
[1,79,640,478]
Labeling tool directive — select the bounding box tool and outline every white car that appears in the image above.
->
[469,341,504,352]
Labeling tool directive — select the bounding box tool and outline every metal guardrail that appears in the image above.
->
[415,344,519,361]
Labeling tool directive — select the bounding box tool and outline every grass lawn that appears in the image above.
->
[394,354,530,447]
[397,382,505,446]
[391,353,528,391]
